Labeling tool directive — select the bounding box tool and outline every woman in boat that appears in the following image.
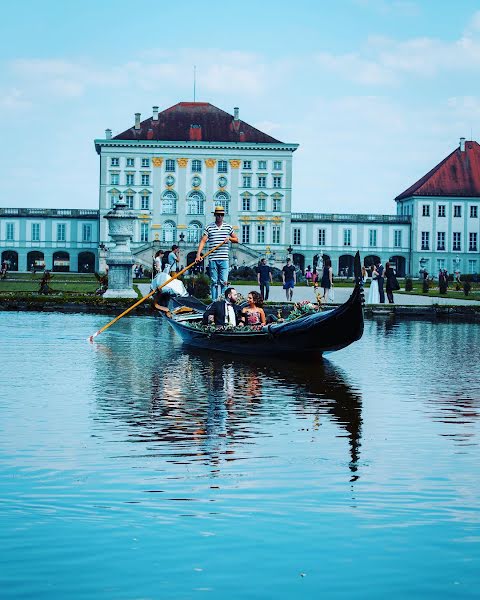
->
[241,291,266,327]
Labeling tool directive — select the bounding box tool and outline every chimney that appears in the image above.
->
[135,113,141,130]
[105,129,112,140]
[234,106,239,121]
[152,106,159,121]
[459,137,466,151]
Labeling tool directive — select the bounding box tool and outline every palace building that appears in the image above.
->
[1,101,479,278]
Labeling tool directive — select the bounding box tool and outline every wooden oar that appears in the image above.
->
[88,238,229,342]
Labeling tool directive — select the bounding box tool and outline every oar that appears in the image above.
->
[88,238,229,342]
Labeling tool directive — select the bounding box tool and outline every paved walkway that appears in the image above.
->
[138,282,480,306]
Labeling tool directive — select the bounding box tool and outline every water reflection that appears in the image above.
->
[92,324,362,480]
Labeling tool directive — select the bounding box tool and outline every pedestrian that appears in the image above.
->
[320,258,333,303]
[312,267,318,286]
[154,250,164,274]
[282,257,296,301]
[0,260,7,280]
[305,265,312,286]
[166,245,180,276]
[196,206,239,301]
[385,261,399,304]
[257,257,273,301]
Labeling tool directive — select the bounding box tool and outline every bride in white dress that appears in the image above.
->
[367,265,380,304]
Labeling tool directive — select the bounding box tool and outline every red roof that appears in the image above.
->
[113,102,283,144]
[395,141,480,200]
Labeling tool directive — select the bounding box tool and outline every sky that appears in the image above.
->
[1,0,480,215]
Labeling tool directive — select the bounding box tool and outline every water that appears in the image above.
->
[0,312,479,599]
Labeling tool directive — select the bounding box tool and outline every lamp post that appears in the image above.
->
[454,255,461,283]
[286,245,293,262]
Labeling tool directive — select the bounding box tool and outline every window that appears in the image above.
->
[111,157,119,166]
[369,229,377,247]
[469,259,478,274]
[162,191,177,214]
[293,228,301,245]
[141,174,150,186]
[6,223,14,241]
[126,158,135,167]
[125,195,134,209]
[243,160,251,170]
[273,176,282,188]
[110,173,119,185]
[273,161,282,170]
[186,192,204,215]
[469,232,478,251]
[140,223,149,243]
[454,205,462,217]
[165,159,176,172]
[273,198,281,212]
[57,223,66,242]
[187,222,202,244]
[243,175,251,188]
[192,159,202,173]
[272,225,280,244]
[394,230,402,248]
[110,194,118,208]
[242,224,250,244]
[422,205,430,217]
[141,158,150,168]
[453,232,461,251]
[470,205,478,218]
[318,229,326,246]
[162,221,176,243]
[126,173,135,185]
[437,232,445,251]
[31,223,40,242]
[141,195,150,210]
[215,193,230,215]
[258,160,267,170]
[421,231,430,250]
[437,259,446,271]
[257,197,266,212]
[258,176,266,188]
[343,229,351,246]
[438,205,446,217]
[82,224,92,242]
[257,225,265,244]
[242,197,251,211]
[218,160,228,173]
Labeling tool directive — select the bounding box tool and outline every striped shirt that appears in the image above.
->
[203,222,233,260]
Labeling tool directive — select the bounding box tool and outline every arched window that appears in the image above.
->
[161,191,177,214]
[187,221,202,244]
[162,220,176,243]
[187,191,205,215]
[215,192,230,215]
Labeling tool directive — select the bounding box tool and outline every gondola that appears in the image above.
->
[162,252,365,358]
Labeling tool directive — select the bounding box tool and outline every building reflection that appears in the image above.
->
[92,320,363,480]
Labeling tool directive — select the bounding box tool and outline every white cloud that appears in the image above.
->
[0,88,31,110]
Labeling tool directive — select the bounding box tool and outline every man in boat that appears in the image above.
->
[195,206,239,301]
[202,287,244,327]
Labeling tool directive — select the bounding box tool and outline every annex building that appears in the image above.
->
[1,101,479,278]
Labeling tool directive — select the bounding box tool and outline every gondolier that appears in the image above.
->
[196,205,238,300]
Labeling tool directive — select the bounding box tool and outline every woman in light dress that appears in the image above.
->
[367,264,380,304]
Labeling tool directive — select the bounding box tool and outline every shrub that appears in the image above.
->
[422,278,429,294]
[405,278,413,292]
[187,273,210,299]
[463,281,471,296]
[439,279,448,294]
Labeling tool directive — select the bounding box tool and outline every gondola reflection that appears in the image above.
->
[93,323,362,481]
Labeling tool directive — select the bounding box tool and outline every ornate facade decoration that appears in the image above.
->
[177,158,189,168]
[205,158,216,168]
[229,159,241,169]
[152,157,163,167]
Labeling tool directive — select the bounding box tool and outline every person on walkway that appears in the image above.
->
[1,260,7,280]
[305,265,313,286]
[312,267,318,286]
[166,245,180,276]
[385,261,398,304]
[257,258,273,301]
[282,257,296,301]
[202,287,244,327]
[241,291,266,327]
[376,260,385,303]
[154,250,165,274]
[320,259,333,303]
[196,206,239,300]
[367,264,380,303]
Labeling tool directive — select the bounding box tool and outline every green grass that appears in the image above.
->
[0,281,99,293]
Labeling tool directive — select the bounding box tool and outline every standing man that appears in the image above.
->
[282,257,296,301]
[257,257,273,301]
[167,245,180,276]
[376,259,385,303]
[196,206,238,300]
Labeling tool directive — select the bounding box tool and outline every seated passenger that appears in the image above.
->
[202,287,244,327]
[241,291,266,326]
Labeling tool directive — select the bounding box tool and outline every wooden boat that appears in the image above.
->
[164,252,365,358]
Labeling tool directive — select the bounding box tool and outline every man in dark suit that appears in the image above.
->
[376,260,385,303]
[202,287,244,327]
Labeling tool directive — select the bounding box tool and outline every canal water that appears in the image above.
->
[0,312,479,599]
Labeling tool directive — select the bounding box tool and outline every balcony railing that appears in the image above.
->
[0,208,99,218]
[292,213,411,224]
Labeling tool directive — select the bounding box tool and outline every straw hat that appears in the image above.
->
[213,205,225,215]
